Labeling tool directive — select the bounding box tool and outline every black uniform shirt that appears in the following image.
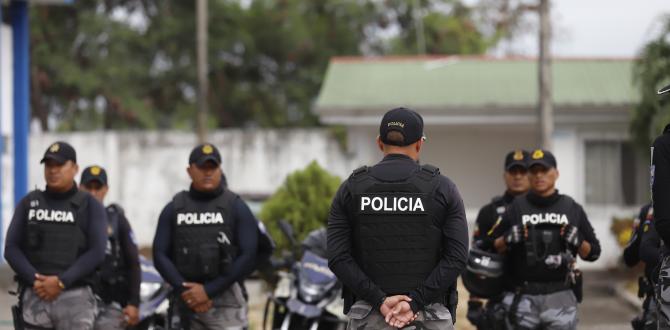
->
[153,184,259,297]
[4,185,107,287]
[327,154,469,310]
[109,206,142,307]
[473,191,515,250]
[639,213,661,282]
[652,126,670,245]
[492,191,601,283]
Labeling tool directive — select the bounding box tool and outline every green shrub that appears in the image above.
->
[259,160,341,253]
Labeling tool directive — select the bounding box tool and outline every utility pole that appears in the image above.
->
[538,0,553,150]
[196,0,209,143]
[413,0,426,55]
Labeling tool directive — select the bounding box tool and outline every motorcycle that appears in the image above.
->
[262,221,347,330]
[135,255,171,330]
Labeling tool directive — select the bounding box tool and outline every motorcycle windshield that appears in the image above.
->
[299,250,337,285]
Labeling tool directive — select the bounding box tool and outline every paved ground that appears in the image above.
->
[0,268,640,329]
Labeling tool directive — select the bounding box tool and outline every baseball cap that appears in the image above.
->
[659,83,670,95]
[40,141,77,164]
[80,165,108,186]
[379,107,425,146]
[189,143,222,166]
[504,149,529,171]
[528,149,557,169]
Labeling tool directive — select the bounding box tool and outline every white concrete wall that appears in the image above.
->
[1,23,14,258]
[0,130,355,249]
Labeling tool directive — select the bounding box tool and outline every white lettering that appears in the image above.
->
[361,197,371,211]
[522,213,569,226]
[371,197,383,211]
[176,212,225,225]
[398,197,408,211]
[413,198,425,212]
[383,197,392,211]
[28,209,75,223]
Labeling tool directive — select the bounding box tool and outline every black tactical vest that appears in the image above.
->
[347,164,443,295]
[99,204,128,302]
[172,189,237,282]
[24,190,88,276]
[515,194,577,282]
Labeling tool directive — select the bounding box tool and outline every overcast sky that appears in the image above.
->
[481,0,670,57]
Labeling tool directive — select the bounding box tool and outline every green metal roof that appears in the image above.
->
[315,56,637,112]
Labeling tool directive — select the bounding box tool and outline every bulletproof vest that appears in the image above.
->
[100,204,127,287]
[24,190,88,276]
[172,189,237,282]
[347,164,443,295]
[516,195,575,280]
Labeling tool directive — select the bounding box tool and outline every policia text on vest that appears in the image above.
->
[4,142,108,330]
[327,107,469,330]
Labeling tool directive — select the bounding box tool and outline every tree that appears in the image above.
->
[258,161,341,253]
[631,16,670,148]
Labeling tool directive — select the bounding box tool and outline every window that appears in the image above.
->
[584,141,649,205]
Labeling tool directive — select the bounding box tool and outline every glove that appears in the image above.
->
[562,224,582,250]
[504,225,524,245]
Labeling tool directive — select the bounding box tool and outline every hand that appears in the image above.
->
[386,300,417,328]
[504,225,525,245]
[34,274,62,301]
[123,305,140,326]
[561,224,581,250]
[181,282,210,310]
[192,299,213,313]
[379,295,416,328]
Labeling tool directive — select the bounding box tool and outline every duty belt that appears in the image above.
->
[519,281,570,295]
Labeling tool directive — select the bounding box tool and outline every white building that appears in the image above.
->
[314,56,646,269]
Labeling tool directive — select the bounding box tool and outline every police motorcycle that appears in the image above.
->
[263,220,347,330]
[137,255,171,330]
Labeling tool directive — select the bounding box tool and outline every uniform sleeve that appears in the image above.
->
[119,214,141,307]
[577,206,600,262]
[60,196,107,287]
[3,197,38,284]
[203,198,258,297]
[473,203,496,249]
[327,182,386,308]
[408,178,469,310]
[640,220,661,267]
[653,133,670,245]
[153,202,186,291]
[490,203,514,240]
[623,206,647,267]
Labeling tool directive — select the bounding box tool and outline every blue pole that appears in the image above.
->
[12,0,29,206]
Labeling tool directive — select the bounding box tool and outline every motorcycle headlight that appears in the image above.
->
[140,282,162,302]
[298,281,328,303]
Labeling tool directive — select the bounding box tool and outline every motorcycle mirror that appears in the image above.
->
[658,83,670,96]
[278,219,298,247]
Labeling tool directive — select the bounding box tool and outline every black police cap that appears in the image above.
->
[504,149,529,171]
[189,143,222,166]
[379,107,425,147]
[40,141,76,164]
[80,165,108,186]
[528,149,557,169]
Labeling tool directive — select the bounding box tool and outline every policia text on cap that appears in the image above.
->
[4,142,107,329]
[327,107,469,329]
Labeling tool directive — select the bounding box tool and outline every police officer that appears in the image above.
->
[652,83,670,329]
[3,141,107,329]
[78,165,142,329]
[153,143,259,330]
[466,149,530,329]
[327,107,469,329]
[492,149,601,330]
[624,204,660,329]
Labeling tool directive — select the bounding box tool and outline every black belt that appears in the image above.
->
[519,281,570,295]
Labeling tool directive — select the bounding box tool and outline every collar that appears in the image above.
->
[188,183,224,201]
[526,190,561,207]
[45,182,78,200]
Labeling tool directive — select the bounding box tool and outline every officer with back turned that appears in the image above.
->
[492,149,601,330]
[3,141,107,329]
[465,149,530,329]
[153,143,259,330]
[78,165,142,329]
[327,107,469,329]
